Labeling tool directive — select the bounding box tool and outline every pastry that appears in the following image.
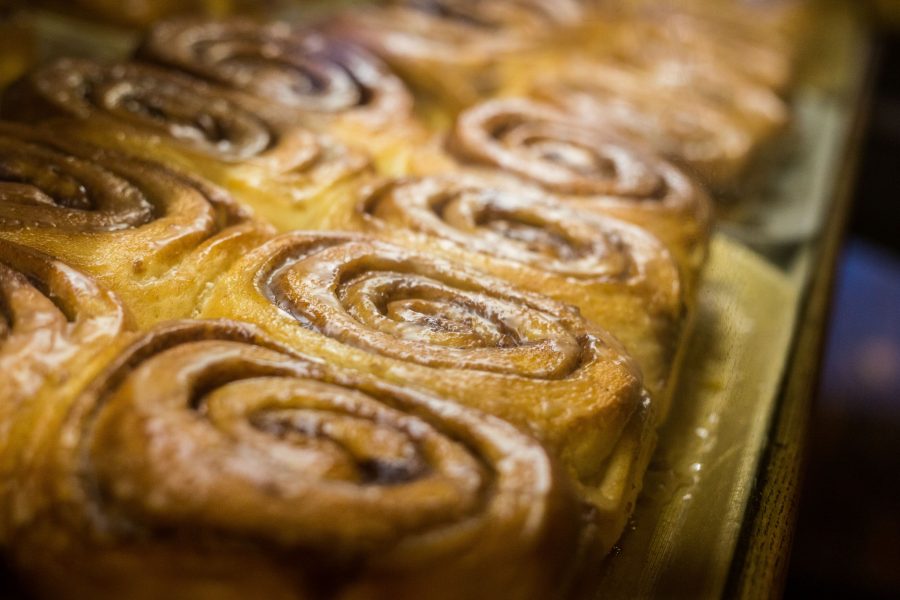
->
[326,0,584,112]
[445,97,712,285]
[490,0,803,191]
[1,59,371,230]
[198,231,655,551]
[0,2,761,596]
[0,241,129,600]
[603,0,804,92]
[519,57,785,191]
[0,121,272,326]
[0,239,126,414]
[1,319,582,600]
[137,19,431,175]
[313,174,686,418]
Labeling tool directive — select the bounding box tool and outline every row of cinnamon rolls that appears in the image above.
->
[328,0,808,191]
[0,2,761,598]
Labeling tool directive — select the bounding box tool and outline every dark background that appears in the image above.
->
[785,27,900,599]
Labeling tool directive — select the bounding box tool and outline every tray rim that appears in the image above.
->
[723,22,878,600]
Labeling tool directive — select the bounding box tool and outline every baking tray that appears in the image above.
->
[588,236,800,599]
[0,2,873,598]
[719,0,871,260]
[592,3,872,597]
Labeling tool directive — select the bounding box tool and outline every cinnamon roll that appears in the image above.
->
[489,1,800,191]
[0,122,272,326]
[522,58,782,191]
[327,0,584,109]
[198,231,655,550]
[5,320,582,600]
[139,19,412,127]
[0,239,126,414]
[1,59,370,230]
[137,18,430,175]
[445,98,711,283]
[612,2,799,93]
[0,241,129,574]
[316,174,685,416]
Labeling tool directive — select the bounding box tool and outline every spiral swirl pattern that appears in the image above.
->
[140,19,413,125]
[0,239,125,414]
[327,0,584,104]
[360,176,668,281]
[200,231,644,502]
[610,49,788,135]
[261,233,589,379]
[0,59,358,178]
[0,122,248,233]
[353,175,684,412]
[450,98,681,200]
[447,98,711,273]
[0,122,272,324]
[41,320,578,599]
[529,60,771,188]
[325,8,515,104]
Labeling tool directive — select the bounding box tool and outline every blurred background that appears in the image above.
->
[785,13,900,599]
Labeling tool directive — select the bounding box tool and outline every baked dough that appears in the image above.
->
[0,122,272,326]
[1,320,584,600]
[446,97,712,285]
[197,230,654,546]
[2,59,371,230]
[138,19,430,175]
[314,173,686,418]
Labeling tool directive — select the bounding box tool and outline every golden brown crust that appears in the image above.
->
[8,320,582,600]
[139,19,414,129]
[1,59,372,230]
[516,55,787,190]
[445,97,712,283]
[0,242,130,585]
[314,174,684,417]
[198,232,648,497]
[0,1,789,594]
[491,0,803,191]
[610,2,798,92]
[0,240,127,412]
[326,0,584,108]
[137,18,431,174]
[359,176,673,284]
[0,122,272,326]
